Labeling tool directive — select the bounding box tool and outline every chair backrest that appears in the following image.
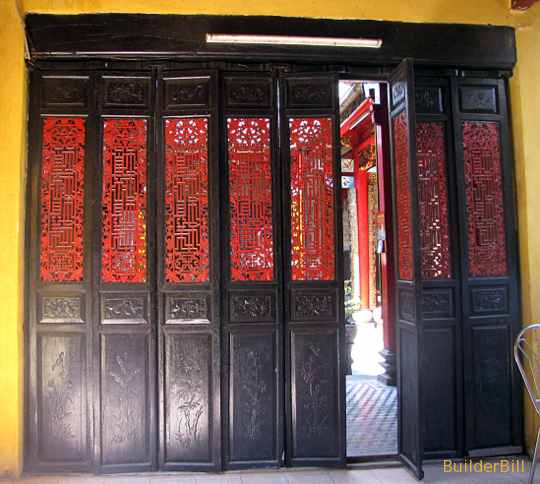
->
[514,323,540,417]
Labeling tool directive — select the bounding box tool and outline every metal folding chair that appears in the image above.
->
[514,323,540,484]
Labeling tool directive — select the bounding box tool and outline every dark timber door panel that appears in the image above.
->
[389,59,424,479]
[451,76,522,456]
[157,70,221,471]
[221,72,283,469]
[281,74,346,466]
[26,72,94,473]
[94,73,157,472]
[414,76,463,459]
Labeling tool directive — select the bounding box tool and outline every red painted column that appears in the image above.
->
[355,159,370,310]
[376,123,394,350]
[375,84,396,385]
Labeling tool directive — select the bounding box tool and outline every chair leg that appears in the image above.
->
[529,426,540,484]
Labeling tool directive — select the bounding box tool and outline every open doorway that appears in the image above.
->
[339,80,398,458]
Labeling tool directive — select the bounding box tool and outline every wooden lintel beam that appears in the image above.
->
[511,0,538,11]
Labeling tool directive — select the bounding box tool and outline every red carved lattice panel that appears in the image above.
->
[289,117,335,281]
[416,122,452,280]
[164,118,209,283]
[463,121,508,277]
[40,117,86,282]
[101,118,147,283]
[393,111,414,281]
[228,118,274,281]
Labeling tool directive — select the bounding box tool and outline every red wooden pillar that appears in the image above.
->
[375,85,396,385]
[354,156,370,310]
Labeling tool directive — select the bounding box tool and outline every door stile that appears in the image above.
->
[156,69,222,471]
[280,72,346,467]
[93,69,157,473]
[388,59,424,479]
[220,71,284,469]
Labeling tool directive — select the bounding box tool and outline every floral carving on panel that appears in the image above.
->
[301,343,329,438]
[240,347,269,441]
[110,352,142,444]
[46,351,75,441]
[171,339,206,449]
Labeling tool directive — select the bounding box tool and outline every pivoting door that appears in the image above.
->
[156,70,222,471]
[220,73,284,469]
[281,73,346,466]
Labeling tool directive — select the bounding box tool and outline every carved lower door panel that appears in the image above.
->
[290,327,340,458]
[228,328,279,463]
[163,331,214,464]
[99,332,152,466]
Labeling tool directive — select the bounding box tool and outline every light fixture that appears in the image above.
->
[206,34,383,49]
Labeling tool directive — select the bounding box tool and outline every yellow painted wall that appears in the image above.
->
[1,0,539,478]
[17,0,521,25]
[510,4,540,454]
[0,0,27,479]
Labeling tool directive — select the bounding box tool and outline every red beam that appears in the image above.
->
[340,98,374,137]
[511,0,538,10]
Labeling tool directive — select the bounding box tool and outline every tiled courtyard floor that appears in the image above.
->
[347,321,398,457]
[2,461,533,483]
[346,376,398,456]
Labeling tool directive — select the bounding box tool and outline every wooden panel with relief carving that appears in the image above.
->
[290,328,339,460]
[163,333,212,464]
[36,334,88,464]
[229,330,277,463]
[100,333,151,468]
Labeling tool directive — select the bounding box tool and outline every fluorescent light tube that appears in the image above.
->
[206,34,383,49]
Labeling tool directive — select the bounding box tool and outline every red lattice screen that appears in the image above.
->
[393,111,413,281]
[164,118,209,283]
[101,118,148,283]
[40,117,86,282]
[228,118,274,281]
[416,122,452,280]
[289,117,335,281]
[463,121,507,277]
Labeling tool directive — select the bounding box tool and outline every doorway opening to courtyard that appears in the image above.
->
[339,80,398,459]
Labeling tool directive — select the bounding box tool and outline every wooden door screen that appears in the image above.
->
[25,66,345,473]
[25,60,522,476]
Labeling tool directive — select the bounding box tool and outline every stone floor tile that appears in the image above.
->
[282,471,334,484]
[56,477,104,484]
[99,476,150,484]
[238,472,288,483]
[148,476,198,484]
[327,469,383,483]
[18,477,62,484]
[194,475,242,484]
[370,467,417,484]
